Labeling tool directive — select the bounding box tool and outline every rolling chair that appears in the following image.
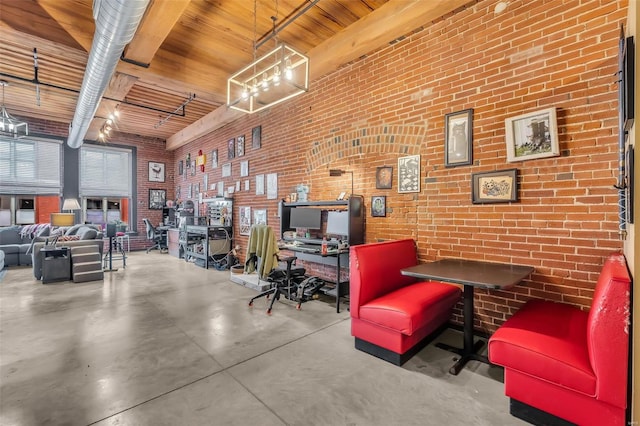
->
[245,224,307,314]
[143,218,167,253]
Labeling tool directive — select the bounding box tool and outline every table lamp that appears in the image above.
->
[51,198,81,227]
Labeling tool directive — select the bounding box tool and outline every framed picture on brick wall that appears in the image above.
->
[398,155,420,193]
[149,161,165,182]
[471,169,518,204]
[505,107,559,162]
[445,109,473,167]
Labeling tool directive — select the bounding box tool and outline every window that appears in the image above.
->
[0,136,62,194]
[79,145,132,228]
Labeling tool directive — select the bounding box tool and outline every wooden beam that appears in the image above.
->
[122,0,191,66]
[166,0,472,150]
[36,0,94,52]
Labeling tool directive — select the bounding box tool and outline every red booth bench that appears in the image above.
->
[349,239,461,365]
[488,252,631,426]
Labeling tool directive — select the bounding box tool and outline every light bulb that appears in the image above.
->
[273,66,281,86]
[251,78,259,96]
[262,73,269,91]
[99,131,104,140]
[108,113,115,121]
[114,109,120,118]
[241,83,249,99]
[285,59,293,80]
[106,118,113,125]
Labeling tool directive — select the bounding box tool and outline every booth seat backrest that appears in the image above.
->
[350,239,420,318]
[586,252,631,409]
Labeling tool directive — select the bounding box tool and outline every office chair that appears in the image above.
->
[245,224,307,314]
[143,218,167,253]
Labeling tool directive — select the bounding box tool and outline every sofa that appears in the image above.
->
[488,252,631,426]
[31,224,104,280]
[349,239,462,365]
[0,224,50,267]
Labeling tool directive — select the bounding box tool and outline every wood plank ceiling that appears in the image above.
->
[0,0,470,148]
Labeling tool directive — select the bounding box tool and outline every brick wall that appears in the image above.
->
[174,0,628,333]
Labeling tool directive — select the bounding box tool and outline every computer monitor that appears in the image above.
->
[325,210,349,237]
[289,208,321,229]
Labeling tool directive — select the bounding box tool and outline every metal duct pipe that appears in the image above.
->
[67,0,149,148]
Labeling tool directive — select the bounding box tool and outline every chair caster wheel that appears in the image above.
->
[248,301,253,307]
[267,308,272,315]
[296,304,301,310]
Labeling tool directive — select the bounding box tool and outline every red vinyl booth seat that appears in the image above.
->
[349,239,461,365]
[488,252,631,426]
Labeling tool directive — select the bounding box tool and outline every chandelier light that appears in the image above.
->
[0,80,28,139]
[227,2,309,114]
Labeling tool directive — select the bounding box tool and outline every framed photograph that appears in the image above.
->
[376,166,393,189]
[266,173,278,199]
[187,184,192,199]
[398,155,420,193]
[239,206,251,235]
[240,160,249,177]
[190,160,196,176]
[445,109,473,167]
[471,169,518,204]
[227,138,235,160]
[211,149,218,168]
[222,163,231,177]
[505,107,559,162]
[253,208,267,225]
[149,189,166,210]
[619,32,635,137]
[626,144,634,224]
[371,196,386,217]
[178,160,184,176]
[237,135,245,157]
[256,174,265,195]
[252,125,262,149]
[149,161,165,182]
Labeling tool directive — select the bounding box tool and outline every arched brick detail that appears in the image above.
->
[305,124,427,172]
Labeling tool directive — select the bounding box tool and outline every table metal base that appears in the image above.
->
[436,340,489,375]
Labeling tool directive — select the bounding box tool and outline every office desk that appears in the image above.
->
[401,259,534,375]
[279,244,349,313]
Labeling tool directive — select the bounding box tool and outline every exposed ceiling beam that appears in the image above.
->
[166,0,472,151]
[122,0,191,66]
[36,0,94,52]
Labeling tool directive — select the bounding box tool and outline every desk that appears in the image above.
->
[280,244,349,313]
[401,259,533,375]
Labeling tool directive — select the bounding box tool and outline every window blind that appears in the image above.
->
[0,136,62,195]
[79,145,132,197]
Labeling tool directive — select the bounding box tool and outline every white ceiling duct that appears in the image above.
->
[67,0,150,148]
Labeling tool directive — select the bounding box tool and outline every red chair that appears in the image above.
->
[488,252,631,426]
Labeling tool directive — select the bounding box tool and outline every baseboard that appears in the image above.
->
[510,399,577,426]
[354,323,448,366]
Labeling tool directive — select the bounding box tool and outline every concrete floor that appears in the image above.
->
[0,252,526,426]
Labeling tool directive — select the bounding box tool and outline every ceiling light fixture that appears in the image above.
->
[98,106,120,142]
[0,80,28,139]
[227,0,309,114]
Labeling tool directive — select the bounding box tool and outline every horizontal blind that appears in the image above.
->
[79,145,132,197]
[0,136,62,195]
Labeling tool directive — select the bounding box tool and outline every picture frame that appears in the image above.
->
[471,168,518,204]
[240,160,249,177]
[227,138,235,160]
[445,109,473,167]
[505,107,559,162]
[252,125,262,149]
[149,189,166,209]
[148,161,165,182]
[190,160,196,176]
[253,208,267,225]
[371,196,386,217]
[211,149,218,168]
[178,160,184,176]
[237,135,245,157]
[398,155,420,193]
[239,206,251,235]
[375,166,393,189]
[626,144,634,224]
[222,163,231,177]
[619,28,635,135]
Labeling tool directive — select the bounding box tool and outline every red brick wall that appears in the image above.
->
[174,0,628,333]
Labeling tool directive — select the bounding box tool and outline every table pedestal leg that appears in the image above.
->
[435,285,489,375]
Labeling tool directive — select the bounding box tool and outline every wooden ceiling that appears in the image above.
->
[0,0,471,148]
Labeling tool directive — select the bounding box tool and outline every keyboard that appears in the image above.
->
[281,243,320,253]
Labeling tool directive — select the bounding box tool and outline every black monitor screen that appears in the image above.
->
[325,210,349,237]
[289,208,321,229]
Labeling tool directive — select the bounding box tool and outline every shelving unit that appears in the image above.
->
[183,197,233,269]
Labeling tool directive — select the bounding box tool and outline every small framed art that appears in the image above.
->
[228,138,235,160]
[398,155,420,193]
[237,135,245,157]
[471,169,518,204]
[445,109,473,167]
[376,166,393,189]
[371,196,386,217]
[252,125,262,149]
[505,107,559,162]
[149,161,165,182]
[149,189,166,209]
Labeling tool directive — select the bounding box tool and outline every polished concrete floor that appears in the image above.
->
[0,252,526,426]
